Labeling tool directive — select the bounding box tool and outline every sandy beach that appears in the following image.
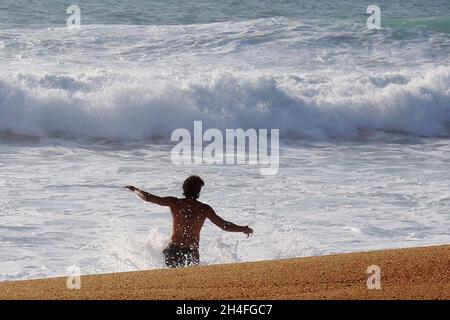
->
[0,245,448,300]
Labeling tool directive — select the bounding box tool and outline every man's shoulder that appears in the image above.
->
[163,196,180,205]
[196,201,213,212]
[164,196,180,201]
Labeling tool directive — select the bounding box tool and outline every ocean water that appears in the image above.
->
[0,0,449,281]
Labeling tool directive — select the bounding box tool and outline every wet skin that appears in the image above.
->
[125,186,253,250]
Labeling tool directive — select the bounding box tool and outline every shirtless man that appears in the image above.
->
[126,175,253,268]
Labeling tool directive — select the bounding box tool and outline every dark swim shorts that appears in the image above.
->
[163,243,200,268]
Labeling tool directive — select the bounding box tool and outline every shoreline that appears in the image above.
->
[1,245,449,300]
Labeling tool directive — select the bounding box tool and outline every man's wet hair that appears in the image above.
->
[182,175,204,199]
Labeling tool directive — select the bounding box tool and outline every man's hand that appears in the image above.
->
[125,186,148,202]
[243,226,253,237]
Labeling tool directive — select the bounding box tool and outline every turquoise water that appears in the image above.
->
[0,0,449,29]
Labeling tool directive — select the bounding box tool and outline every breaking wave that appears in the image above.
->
[1,66,449,140]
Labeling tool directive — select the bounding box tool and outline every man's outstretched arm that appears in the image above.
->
[125,186,177,207]
[205,205,253,236]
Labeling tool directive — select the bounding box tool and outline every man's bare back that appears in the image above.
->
[126,176,253,267]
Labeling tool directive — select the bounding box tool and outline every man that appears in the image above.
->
[126,175,253,268]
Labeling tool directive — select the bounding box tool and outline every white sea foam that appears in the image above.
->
[1,66,449,140]
[1,16,450,281]
[1,18,449,141]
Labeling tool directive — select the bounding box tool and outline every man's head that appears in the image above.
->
[182,175,204,199]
